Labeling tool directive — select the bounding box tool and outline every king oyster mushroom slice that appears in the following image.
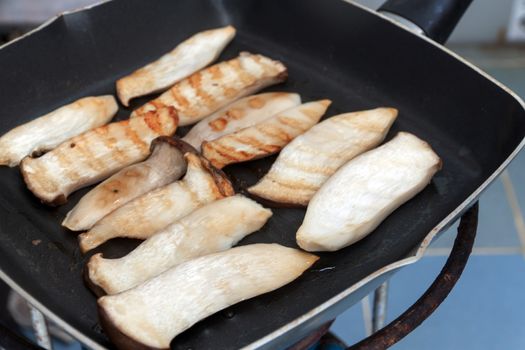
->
[131,52,288,126]
[297,132,442,252]
[117,26,236,106]
[183,92,301,151]
[202,99,332,169]
[0,96,117,167]
[248,107,398,206]
[78,152,234,253]
[62,137,195,231]
[20,107,178,205]
[87,195,272,296]
[98,243,318,349]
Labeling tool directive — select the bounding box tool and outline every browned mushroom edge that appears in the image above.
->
[98,301,167,350]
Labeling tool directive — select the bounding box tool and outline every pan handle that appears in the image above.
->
[291,202,479,350]
[378,0,473,44]
[348,202,478,349]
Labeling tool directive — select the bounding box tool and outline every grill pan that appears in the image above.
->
[0,0,524,349]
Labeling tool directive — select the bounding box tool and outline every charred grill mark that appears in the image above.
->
[143,111,164,134]
[226,108,244,120]
[150,100,167,111]
[337,118,385,134]
[209,117,228,131]
[190,72,216,109]
[189,72,203,92]
[59,143,83,182]
[105,136,128,164]
[170,86,190,110]
[31,160,58,193]
[65,131,107,175]
[278,115,308,130]
[94,124,110,136]
[227,57,242,70]
[188,73,202,91]
[257,124,292,144]
[248,96,265,109]
[208,65,223,80]
[251,54,263,64]
[203,142,244,168]
[222,86,238,98]
[84,146,110,175]
[232,134,279,154]
[125,122,149,154]
[228,59,256,87]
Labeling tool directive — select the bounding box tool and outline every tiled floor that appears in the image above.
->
[332,46,525,349]
[333,255,525,349]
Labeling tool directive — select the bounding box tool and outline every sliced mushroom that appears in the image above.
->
[78,152,234,253]
[297,132,442,252]
[116,26,236,106]
[62,137,194,231]
[0,96,117,167]
[182,92,301,151]
[20,107,178,205]
[248,108,398,206]
[131,52,288,126]
[202,99,331,169]
[87,195,272,295]
[98,243,318,349]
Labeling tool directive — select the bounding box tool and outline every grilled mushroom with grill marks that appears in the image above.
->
[20,107,178,205]
[0,96,117,167]
[131,52,288,126]
[117,26,236,106]
[98,244,318,349]
[63,137,194,231]
[297,132,442,252]
[78,152,234,253]
[248,108,398,206]
[202,99,331,169]
[183,92,301,150]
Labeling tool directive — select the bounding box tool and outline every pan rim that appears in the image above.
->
[0,1,523,349]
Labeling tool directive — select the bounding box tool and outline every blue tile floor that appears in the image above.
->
[332,256,525,349]
[331,46,525,349]
[429,179,521,252]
